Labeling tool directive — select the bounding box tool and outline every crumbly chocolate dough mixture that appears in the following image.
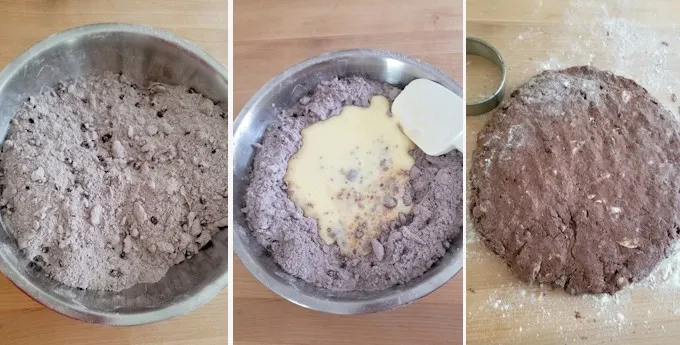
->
[244,77,463,291]
[0,72,228,291]
[470,66,680,295]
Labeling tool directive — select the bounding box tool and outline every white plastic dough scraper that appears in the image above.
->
[391,78,464,156]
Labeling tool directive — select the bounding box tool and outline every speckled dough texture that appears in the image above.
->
[470,66,680,295]
[244,77,463,291]
[0,72,228,291]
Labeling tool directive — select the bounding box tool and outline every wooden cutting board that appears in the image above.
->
[0,1,227,344]
[233,0,463,344]
[466,1,680,344]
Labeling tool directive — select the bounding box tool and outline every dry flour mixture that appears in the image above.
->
[0,72,228,291]
[244,77,463,291]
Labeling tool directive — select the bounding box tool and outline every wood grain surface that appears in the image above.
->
[233,0,463,344]
[467,1,680,344]
[0,1,227,344]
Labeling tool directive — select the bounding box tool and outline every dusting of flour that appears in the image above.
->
[511,0,680,116]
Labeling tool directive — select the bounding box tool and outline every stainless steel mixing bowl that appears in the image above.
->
[233,49,464,314]
[0,24,229,325]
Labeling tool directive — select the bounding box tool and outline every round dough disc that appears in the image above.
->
[470,66,680,295]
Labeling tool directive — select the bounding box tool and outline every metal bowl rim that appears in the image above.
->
[0,22,229,326]
[233,49,463,314]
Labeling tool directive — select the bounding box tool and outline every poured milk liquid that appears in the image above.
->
[284,96,414,257]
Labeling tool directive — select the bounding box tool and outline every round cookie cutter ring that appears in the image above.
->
[466,37,507,116]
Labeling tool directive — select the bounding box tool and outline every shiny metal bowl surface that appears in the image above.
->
[0,23,229,325]
[233,49,463,314]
